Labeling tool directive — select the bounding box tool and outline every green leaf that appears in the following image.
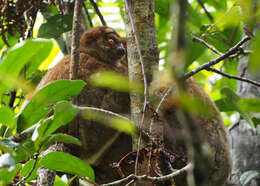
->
[0,40,53,91]
[17,80,86,132]
[221,87,240,103]
[39,152,94,180]
[20,159,38,182]
[220,87,254,128]
[13,139,36,163]
[43,101,79,138]
[250,31,260,74]
[215,98,237,112]
[238,98,260,113]
[155,0,170,18]
[38,14,73,38]
[54,175,68,186]
[0,163,21,185]
[240,170,260,185]
[40,133,81,152]
[90,71,130,92]
[186,36,206,68]
[0,106,16,127]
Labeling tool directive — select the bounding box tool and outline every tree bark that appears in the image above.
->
[125,0,159,147]
[228,23,260,186]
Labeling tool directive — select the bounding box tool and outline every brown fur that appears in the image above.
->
[151,74,231,186]
[36,27,132,183]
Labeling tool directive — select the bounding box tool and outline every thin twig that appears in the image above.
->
[207,67,260,87]
[192,36,222,55]
[197,0,214,23]
[124,0,149,177]
[76,105,132,121]
[100,163,192,186]
[81,177,99,186]
[16,154,39,185]
[82,0,93,27]
[184,36,250,79]
[89,0,107,26]
[156,36,251,112]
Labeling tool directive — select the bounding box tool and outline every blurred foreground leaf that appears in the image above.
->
[0,40,53,92]
[0,106,15,127]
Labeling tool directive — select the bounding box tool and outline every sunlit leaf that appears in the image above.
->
[90,71,142,93]
[238,98,260,113]
[0,40,53,92]
[39,152,94,180]
[17,80,85,133]
[43,101,78,138]
[0,106,15,127]
[90,71,130,92]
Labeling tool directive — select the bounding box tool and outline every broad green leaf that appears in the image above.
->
[215,98,237,112]
[221,87,240,103]
[220,87,254,128]
[186,36,206,68]
[40,133,81,152]
[17,80,86,132]
[13,139,36,163]
[155,0,170,18]
[238,98,260,113]
[39,152,94,180]
[20,159,38,182]
[0,106,16,127]
[240,170,260,185]
[0,163,21,185]
[43,101,78,138]
[81,108,136,135]
[0,40,53,91]
[38,14,73,39]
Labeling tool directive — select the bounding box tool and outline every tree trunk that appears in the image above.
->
[228,24,260,186]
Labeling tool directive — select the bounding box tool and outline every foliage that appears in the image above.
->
[0,0,260,185]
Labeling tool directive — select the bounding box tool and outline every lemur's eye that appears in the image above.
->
[108,38,115,46]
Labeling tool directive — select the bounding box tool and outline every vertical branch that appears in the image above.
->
[70,0,82,81]
[124,0,159,182]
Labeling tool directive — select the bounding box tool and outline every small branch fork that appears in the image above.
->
[184,35,251,79]
[191,35,260,88]
[157,35,252,112]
